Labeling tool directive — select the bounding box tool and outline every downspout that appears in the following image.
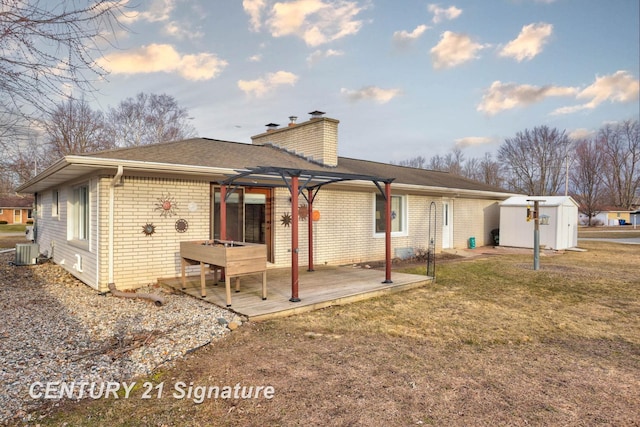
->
[109,166,124,286]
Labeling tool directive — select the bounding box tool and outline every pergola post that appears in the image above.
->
[219,185,227,240]
[307,188,314,272]
[383,181,393,284]
[219,184,227,281]
[290,175,300,302]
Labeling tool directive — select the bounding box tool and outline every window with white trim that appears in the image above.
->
[374,193,407,235]
[52,190,59,217]
[72,184,89,240]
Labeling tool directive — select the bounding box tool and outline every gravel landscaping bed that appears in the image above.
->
[0,252,239,425]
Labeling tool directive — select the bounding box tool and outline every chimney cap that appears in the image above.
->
[265,123,279,128]
[308,110,325,118]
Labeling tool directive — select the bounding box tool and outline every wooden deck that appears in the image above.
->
[159,266,432,321]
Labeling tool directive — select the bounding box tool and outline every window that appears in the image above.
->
[52,190,59,217]
[374,193,406,235]
[72,184,89,240]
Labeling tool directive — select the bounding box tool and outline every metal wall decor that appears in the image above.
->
[154,193,178,217]
[141,223,156,236]
[175,218,189,233]
[298,204,309,221]
[280,212,292,227]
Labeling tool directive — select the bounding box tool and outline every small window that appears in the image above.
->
[72,185,89,240]
[374,193,406,235]
[0,209,3,214]
[52,190,59,217]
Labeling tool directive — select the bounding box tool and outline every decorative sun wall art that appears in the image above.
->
[141,223,156,236]
[154,193,178,217]
[175,218,189,233]
[298,204,309,221]
[280,212,292,227]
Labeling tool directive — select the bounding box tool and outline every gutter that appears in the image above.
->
[108,165,124,286]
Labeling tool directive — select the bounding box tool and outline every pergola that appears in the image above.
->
[217,166,395,302]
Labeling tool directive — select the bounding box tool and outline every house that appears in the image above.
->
[0,195,34,224]
[499,196,579,250]
[579,208,633,226]
[16,111,516,294]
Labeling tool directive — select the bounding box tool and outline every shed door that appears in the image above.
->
[442,201,453,249]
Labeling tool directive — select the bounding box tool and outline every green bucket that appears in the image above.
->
[468,237,476,249]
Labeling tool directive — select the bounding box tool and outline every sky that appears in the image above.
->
[90,0,640,164]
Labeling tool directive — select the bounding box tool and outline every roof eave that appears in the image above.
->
[16,155,240,193]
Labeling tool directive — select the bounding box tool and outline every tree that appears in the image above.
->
[570,138,606,226]
[0,0,127,116]
[43,97,113,160]
[107,93,197,147]
[599,120,640,209]
[394,155,427,169]
[498,126,572,195]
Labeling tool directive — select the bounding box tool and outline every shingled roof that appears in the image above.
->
[0,195,34,208]
[85,138,507,194]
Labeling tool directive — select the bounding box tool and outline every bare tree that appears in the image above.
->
[570,138,606,226]
[106,93,197,147]
[394,155,427,169]
[599,120,640,209]
[443,147,464,176]
[0,0,127,116]
[498,126,572,195]
[43,97,113,160]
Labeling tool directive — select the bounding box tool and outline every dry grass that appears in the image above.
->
[11,241,640,426]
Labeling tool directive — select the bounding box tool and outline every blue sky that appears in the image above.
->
[92,0,639,163]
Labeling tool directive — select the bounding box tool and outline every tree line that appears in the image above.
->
[0,93,197,192]
[393,120,640,224]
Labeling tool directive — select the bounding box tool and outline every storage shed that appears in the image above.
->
[499,196,578,250]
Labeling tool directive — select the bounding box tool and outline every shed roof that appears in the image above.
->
[500,196,579,207]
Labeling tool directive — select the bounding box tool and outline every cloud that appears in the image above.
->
[341,86,401,103]
[454,136,493,148]
[306,48,344,65]
[477,81,577,115]
[431,31,487,69]
[499,23,553,61]
[247,0,367,46]
[552,70,640,115]
[243,0,266,31]
[164,21,204,40]
[568,128,595,140]
[238,71,299,97]
[427,4,462,23]
[248,54,263,62]
[392,24,429,48]
[119,0,177,24]
[98,44,228,80]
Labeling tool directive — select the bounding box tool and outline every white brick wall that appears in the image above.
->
[35,172,503,291]
[101,176,211,291]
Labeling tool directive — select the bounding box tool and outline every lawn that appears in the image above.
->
[22,240,639,426]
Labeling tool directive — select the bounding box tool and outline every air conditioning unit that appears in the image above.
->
[15,243,39,266]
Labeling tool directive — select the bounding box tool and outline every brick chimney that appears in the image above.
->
[252,111,339,167]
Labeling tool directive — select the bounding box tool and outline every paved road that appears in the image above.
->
[579,237,640,245]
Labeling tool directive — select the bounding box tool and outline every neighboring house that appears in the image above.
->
[17,112,517,292]
[0,195,34,224]
[579,208,633,226]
